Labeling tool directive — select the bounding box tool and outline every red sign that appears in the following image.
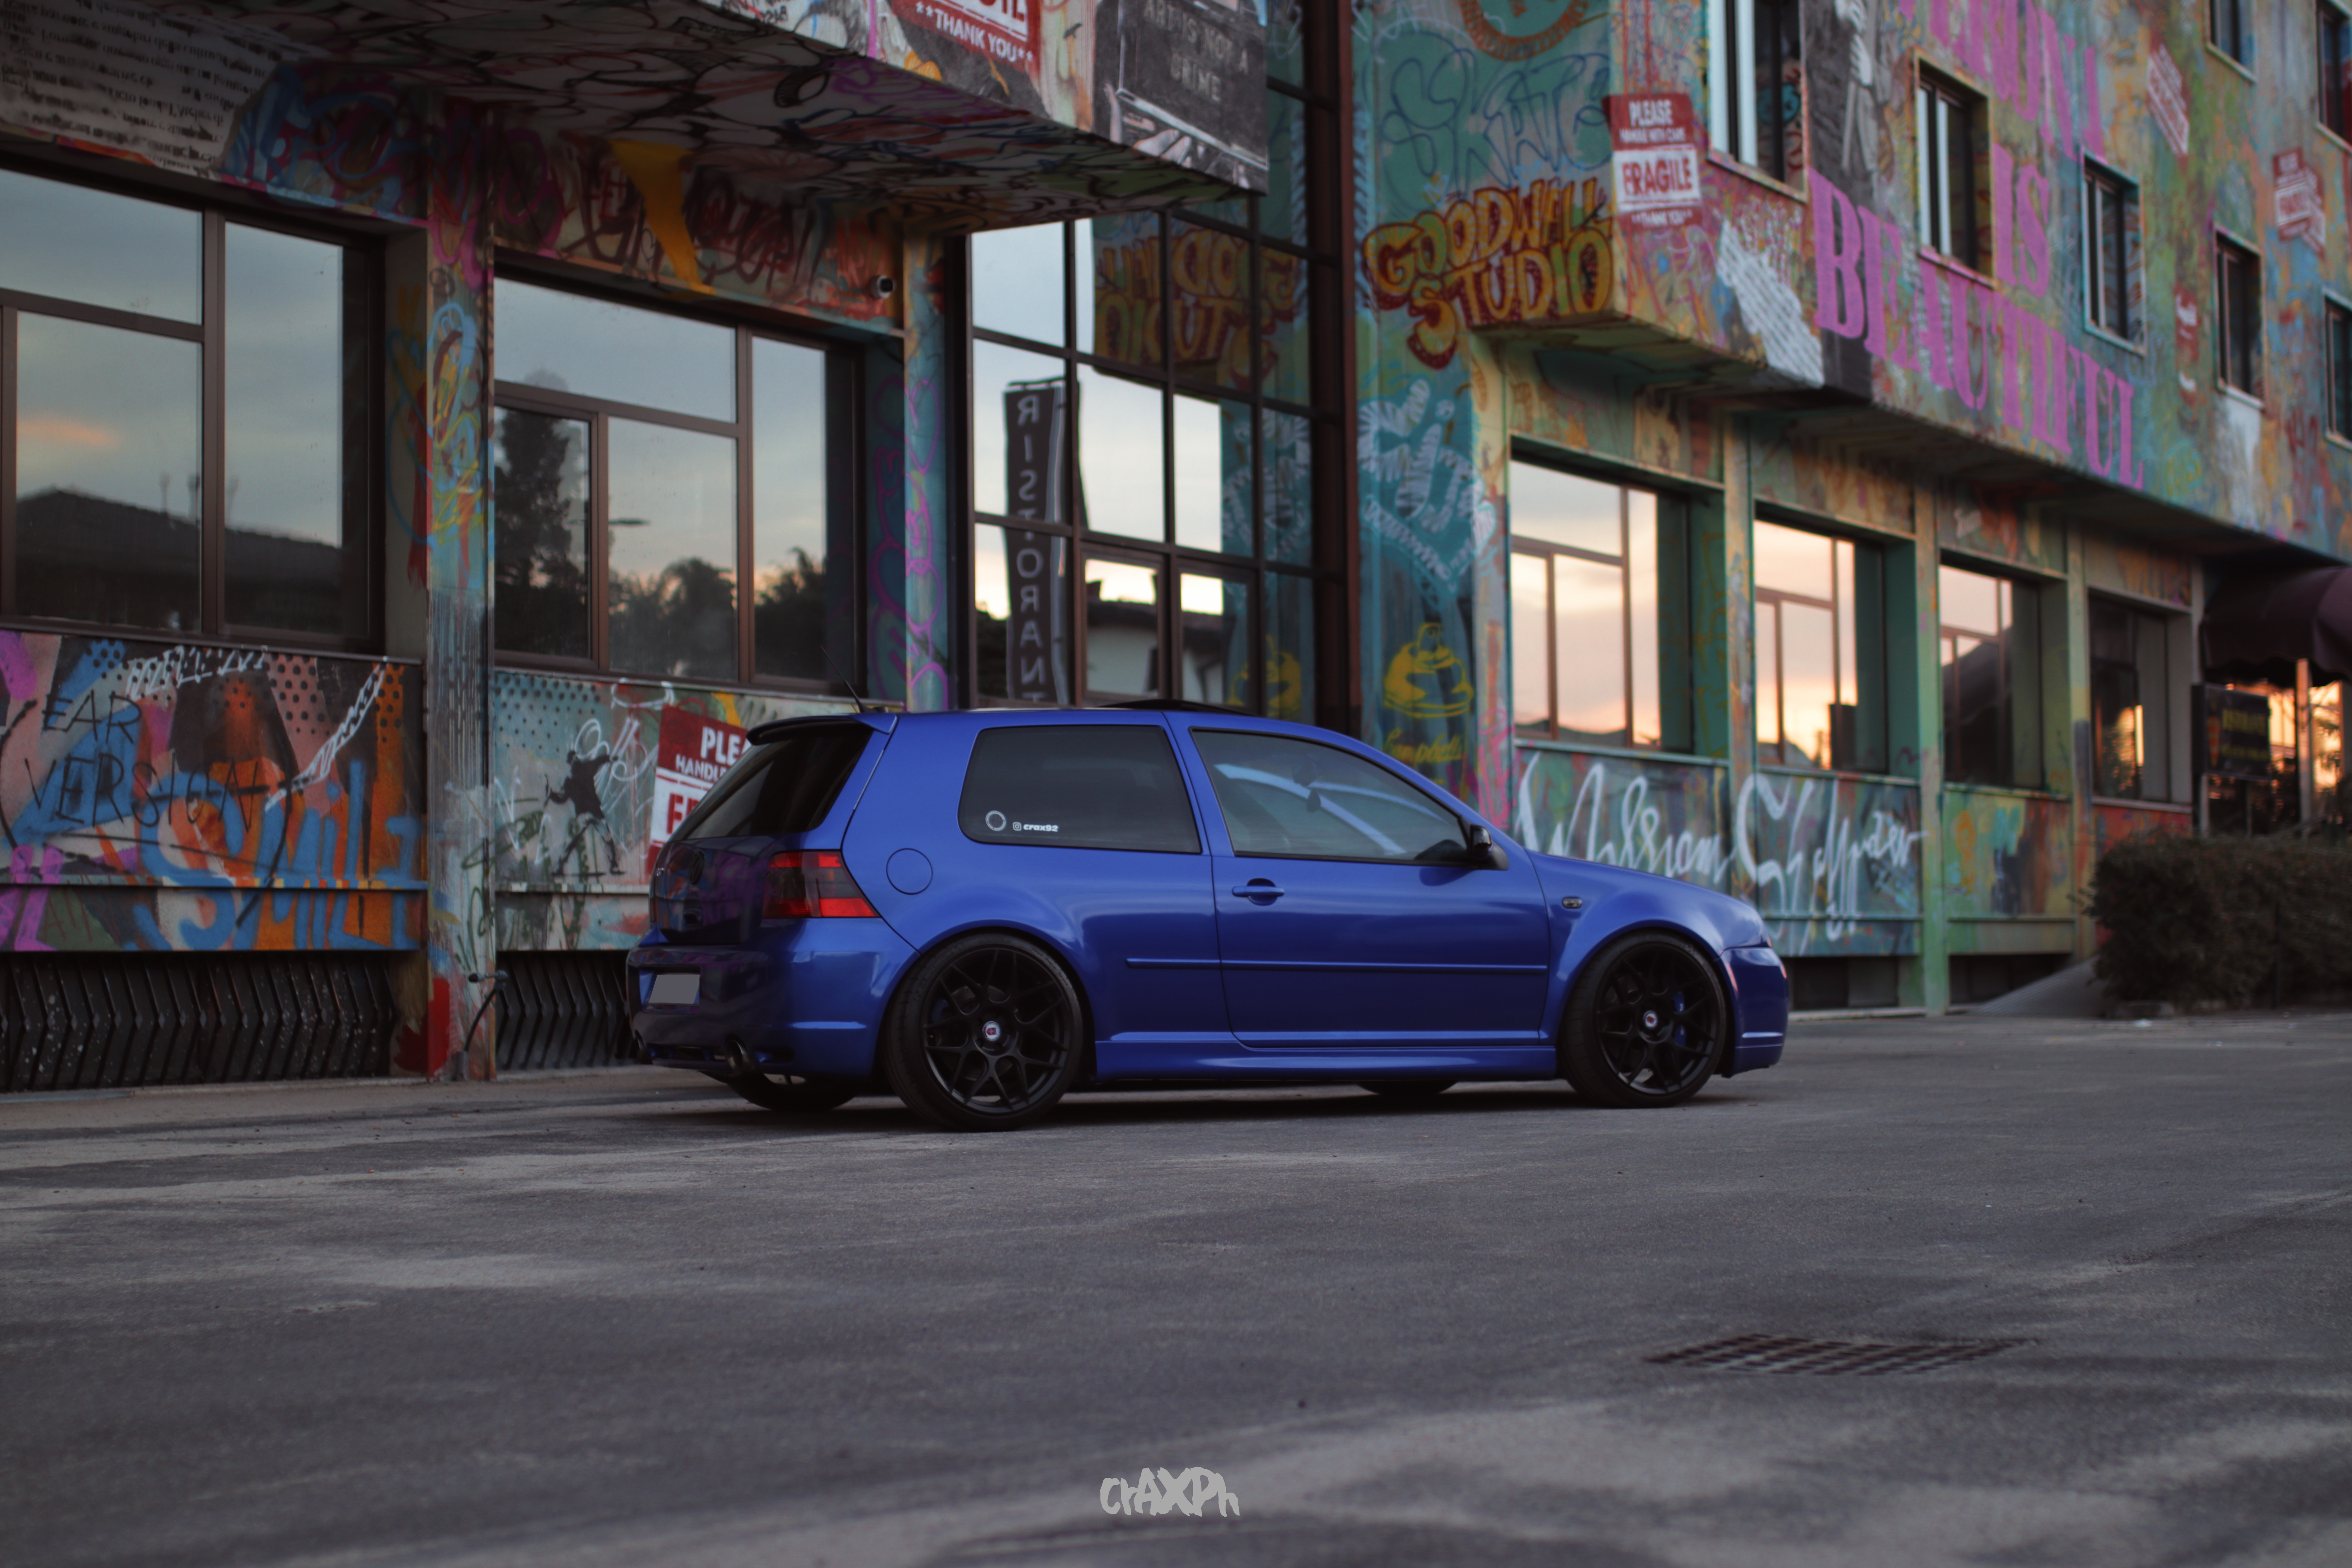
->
[2275,149,2326,249]
[1606,92,1696,149]
[646,707,748,874]
[906,0,1039,75]
[1606,93,1700,230]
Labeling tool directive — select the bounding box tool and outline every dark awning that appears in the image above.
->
[2201,566,2352,686]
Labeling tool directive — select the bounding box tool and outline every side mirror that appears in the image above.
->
[1463,823,1509,870]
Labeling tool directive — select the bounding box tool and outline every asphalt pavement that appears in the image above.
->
[2,1008,2348,1568]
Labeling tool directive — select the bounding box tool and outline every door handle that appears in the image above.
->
[1230,880,1285,902]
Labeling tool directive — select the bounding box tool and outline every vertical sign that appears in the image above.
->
[1002,382,1069,703]
[1606,93,1701,231]
[2274,150,2327,250]
[646,707,749,874]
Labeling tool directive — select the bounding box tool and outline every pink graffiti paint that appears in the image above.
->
[2020,2,2048,116]
[1990,143,2014,285]
[0,632,35,706]
[1861,209,1907,366]
[1995,298,2031,432]
[1808,171,1866,336]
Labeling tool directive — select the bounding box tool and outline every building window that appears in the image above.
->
[2085,163,2140,341]
[1706,0,1804,180]
[1509,465,1692,751]
[491,278,850,688]
[2213,0,2252,65]
[2328,302,2352,438]
[1940,563,2043,788]
[1915,70,1980,268]
[968,198,1334,712]
[0,165,374,643]
[2216,236,2262,397]
[2090,599,2176,800]
[1754,519,1887,772]
[2323,3,2352,134]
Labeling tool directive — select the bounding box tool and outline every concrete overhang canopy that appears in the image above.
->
[122,0,1268,225]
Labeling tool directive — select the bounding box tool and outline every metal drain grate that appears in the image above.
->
[1646,1333,2022,1376]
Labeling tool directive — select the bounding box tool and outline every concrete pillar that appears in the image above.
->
[413,102,496,1079]
[2061,521,2096,960]
[1912,491,1950,1014]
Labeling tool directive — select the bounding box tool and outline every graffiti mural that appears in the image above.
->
[491,670,849,950]
[0,633,423,953]
[1512,750,1922,954]
[1943,788,2072,919]
[1737,771,1923,955]
[1513,748,1728,885]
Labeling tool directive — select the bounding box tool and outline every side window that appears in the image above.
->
[1192,731,1468,863]
[958,726,1201,853]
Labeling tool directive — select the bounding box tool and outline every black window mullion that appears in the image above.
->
[590,411,611,671]
[1544,553,1560,739]
[736,325,755,685]
[201,211,227,637]
[0,304,13,616]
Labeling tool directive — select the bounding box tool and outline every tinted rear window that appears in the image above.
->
[672,726,871,840]
[958,726,1200,853]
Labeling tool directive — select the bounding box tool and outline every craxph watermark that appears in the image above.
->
[1099,1467,1240,1517]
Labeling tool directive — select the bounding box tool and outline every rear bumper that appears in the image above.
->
[1721,944,1790,1077]
[626,920,914,1080]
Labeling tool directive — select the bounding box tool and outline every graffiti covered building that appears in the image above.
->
[5,0,2348,1089]
[0,0,1269,1085]
[1329,0,2350,1009]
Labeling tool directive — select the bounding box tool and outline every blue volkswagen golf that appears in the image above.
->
[628,705,1788,1130]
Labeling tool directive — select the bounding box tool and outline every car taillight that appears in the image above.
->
[764,851,877,919]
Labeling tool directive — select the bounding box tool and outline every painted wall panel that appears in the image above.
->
[0,633,425,953]
[490,669,852,935]
[1941,787,2074,918]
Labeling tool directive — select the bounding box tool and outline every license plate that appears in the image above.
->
[648,971,701,1007]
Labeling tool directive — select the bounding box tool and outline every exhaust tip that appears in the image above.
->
[726,1038,754,1077]
[631,1033,652,1064]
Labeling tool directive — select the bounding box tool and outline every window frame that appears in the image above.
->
[2322,0,2352,138]
[2082,160,2141,343]
[1753,519,1887,775]
[2212,0,2254,68]
[1914,67,1982,270]
[2087,595,2179,803]
[1190,726,1472,866]
[2327,296,2352,440]
[0,158,382,652]
[961,65,1346,719]
[1706,0,1804,181]
[2214,232,2264,399]
[1506,459,1688,753]
[1937,559,2047,791]
[488,268,859,692]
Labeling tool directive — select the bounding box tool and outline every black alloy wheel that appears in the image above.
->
[722,1072,859,1114]
[1560,932,1728,1108]
[881,933,1084,1131]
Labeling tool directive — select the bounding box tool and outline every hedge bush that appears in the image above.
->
[2089,835,2352,1007]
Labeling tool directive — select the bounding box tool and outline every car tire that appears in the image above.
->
[880,933,1085,1131]
[1560,931,1729,1108]
[723,1073,859,1114]
[1357,1081,1456,1100]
